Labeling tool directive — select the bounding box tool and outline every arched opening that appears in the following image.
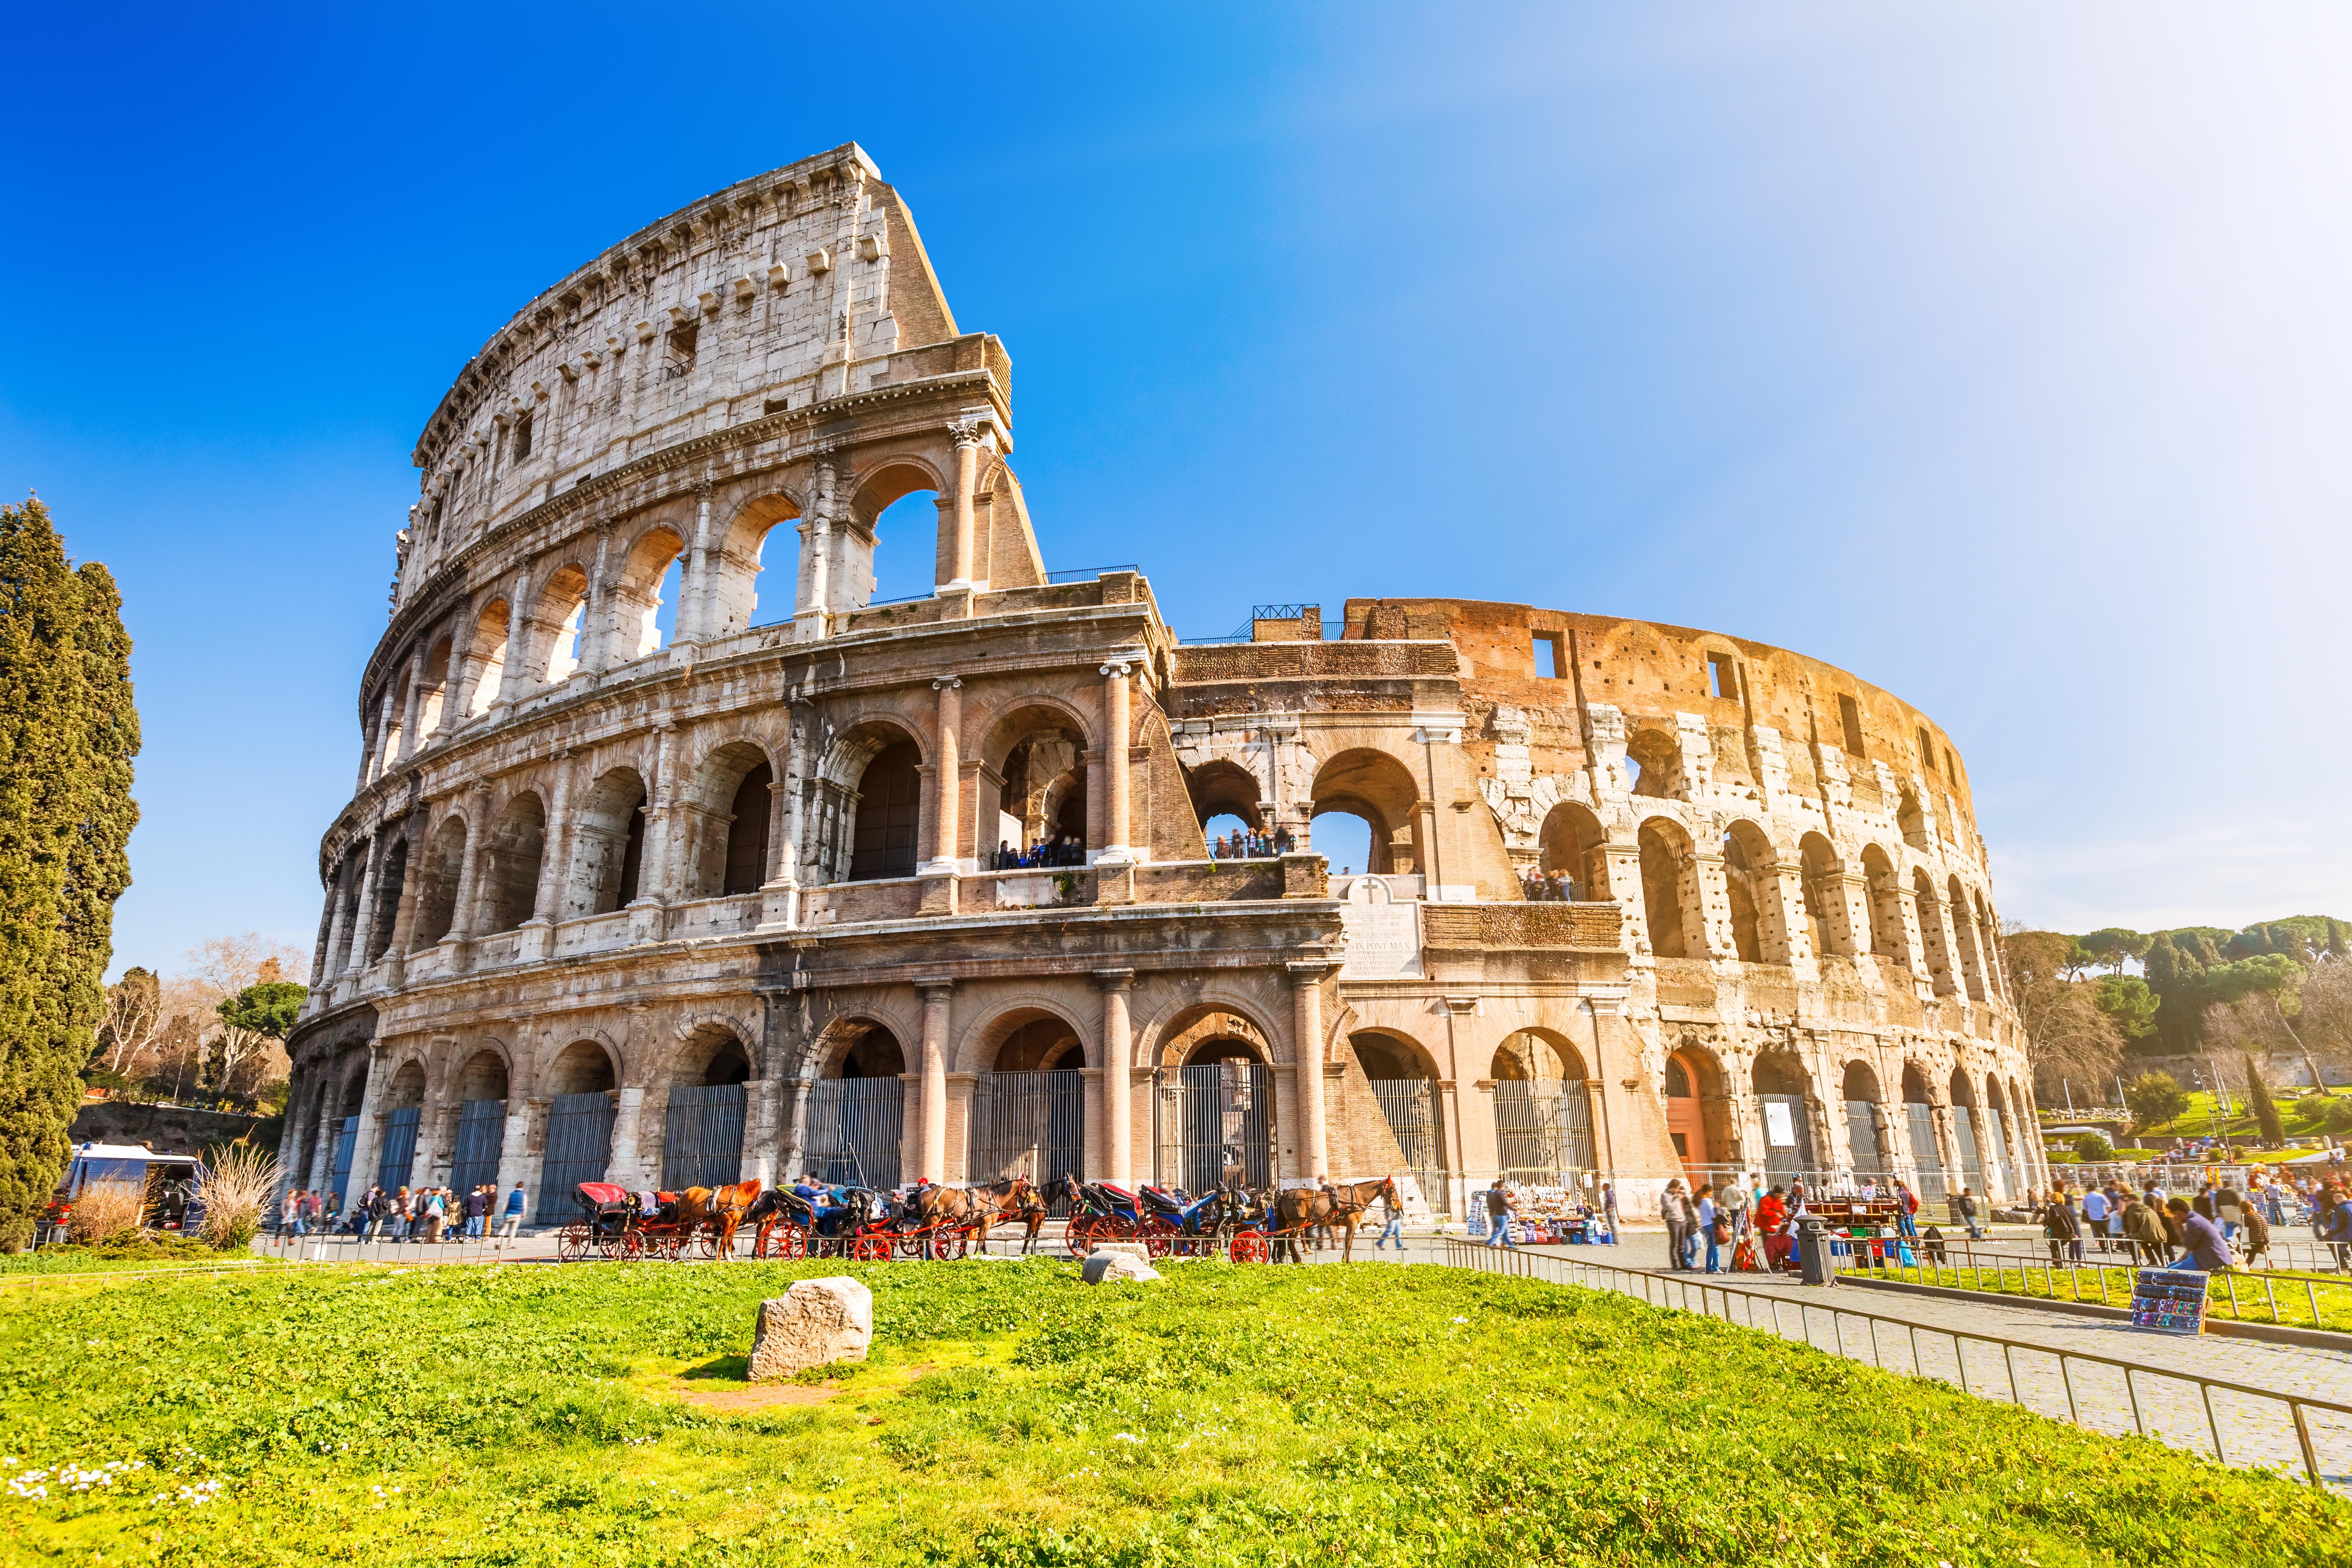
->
[663,1025,751,1190]
[710,494,801,636]
[1949,874,1988,1000]
[1800,832,1849,957]
[566,769,648,917]
[324,1066,366,1207]
[449,1048,509,1197]
[1638,819,1694,958]
[1185,758,1264,860]
[607,526,686,664]
[807,1021,905,1190]
[1897,787,1930,850]
[1624,728,1682,800]
[327,846,365,972]
[1663,1042,1728,1182]
[682,741,776,899]
[418,635,455,735]
[1155,1006,1278,1191]
[1310,748,1422,877]
[1353,1031,1446,1201]
[847,741,921,881]
[1490,1029,1594,1187]
[1947,1066,1986,1193]
[1720,821,1774,963]
[1859,844,1903,962]
[968,1009,1086,1190]
[463,600,510,718]
[1973,890,2003,1003]
[538,1041,619,1223]
[364,838,409,965]
[482,793,546,933]
[986,707,1090,869]
[534,565,590,683]
[1911,868,1955,992]
[851,462,945,606]
[1901,1064,1945,1199]
[1537,802,1605,900]
[379,677,409,770]
[1753,1053,1813,1182]
[411,817,468,949]
[377,1059,429,1193]
[1841,1061,1885,1179]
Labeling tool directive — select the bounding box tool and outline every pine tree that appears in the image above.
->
[2330,918,2348,961]
[0,500,138,1250]
[2243,1052,2287,1147]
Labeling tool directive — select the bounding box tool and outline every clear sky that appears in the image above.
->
[5,4,2346,977]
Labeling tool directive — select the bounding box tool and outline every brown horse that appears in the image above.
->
[914,1176,1035,1252]
[678,1179,762,1257]
[1272,1176,1399,1264]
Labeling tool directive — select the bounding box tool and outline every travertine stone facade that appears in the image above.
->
[283,145,2044,1223]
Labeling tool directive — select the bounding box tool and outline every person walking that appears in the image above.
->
[1374,1190,1406,1251]
[464,1185,489,1240]
[1894,1179,1921,1240]
[1601,1181,1621,1243]
[1715,1177,1748,1250]
[279,1188,303,1239]
[1659,1179,1695,1270]
[2042,1185,2079,1264]
[1954,1186,1982,1242]
[1483,1179,1517,1249]
[2121,1193,2168,1266]
[501,1182,526,1240]
[1694,1183,1723,1274]
[2081,1182,2109,1243]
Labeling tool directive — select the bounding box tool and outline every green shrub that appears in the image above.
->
[2073,1131,2115,1161]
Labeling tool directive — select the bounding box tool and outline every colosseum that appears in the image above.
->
[280,143,2046,1229]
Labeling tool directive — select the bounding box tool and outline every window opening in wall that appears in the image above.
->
[1838,694,1865,755]
[650,555,683,650]
[848,742,922,880]
[511,411,533,462]
[1707,653,1739,700]
[1532,632,1563,679]
[1306,810,1372,878]
[616,804,647,905]
[871,490,936,604]
[1942,746,1956,783]
[1916,725,1934,767]
[663,322,698,382]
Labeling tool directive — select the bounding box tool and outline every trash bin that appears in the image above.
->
[1797,1216,1836,1287]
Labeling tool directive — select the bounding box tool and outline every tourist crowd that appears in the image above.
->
[2024,1167,2352,1271]
[990,835,1087,869]
[1209,827,1292,861]
[1517,869,1583,902]
[274,1181,529,1241]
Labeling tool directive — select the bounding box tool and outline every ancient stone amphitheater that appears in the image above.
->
[282,144,2044,1225]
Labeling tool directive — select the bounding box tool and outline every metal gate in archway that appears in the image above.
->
[805,1077,904,1191]
[375,1106,421,1192]
[1493,1081,1593,1186]
[327,1117,358,1209]
[1757,1094,1812,1187]
[968,1070,1085,1196]
[537,1091,619,1223]
[662,1083,748,1191]
[1156,1063,1274,1194]
[1905,1102,1947,1201]
[1951,1104,1987,1195]
[449,1100,505,1196]
[1370,1078,1445,1199]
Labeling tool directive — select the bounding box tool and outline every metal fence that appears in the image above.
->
[970,1070,1084,1194]
[536,1092,618,1223]
[1371,1078,1444,1199]
[1493,1082,1594,1185]
[375,1106,420,1193]
[804,1077,904,1191]
[661,1083,747,1191]
[1756,1094,1812,1186]
[449,1100,504,1196]
[1439,1239,2349,1491]
[1157,1063,1273,1194]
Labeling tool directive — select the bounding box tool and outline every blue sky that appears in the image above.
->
[5,4,2347,976]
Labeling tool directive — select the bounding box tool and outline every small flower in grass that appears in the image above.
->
[1451,1316,1468,1324]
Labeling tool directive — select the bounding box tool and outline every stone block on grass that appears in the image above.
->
[1082,1251,1162,1285]
[748,1276,873,1379]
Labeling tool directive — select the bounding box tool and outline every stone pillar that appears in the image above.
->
[945,416,983,588]
[1914,887,1959,995]
[1098,656,1137,862]
[761,702,807,929]
[495,566,533,706]
[447,785,490,941]
[603,1086,646,1188]
[309,1088,340,1198]
[344,834,385,975]
[681,484,713,643]
[923,678,962,872]
[343,1055,388,1204]
[741,1079,778,1186]
[1096,970,1134,1186]
[918,981,953,1183]
[636,722,677,904]
[397,646,428,763]
[504,1098,547,1218]
[1289,962,1333,1178]
[583,527,614,673]
[797,454,835,637]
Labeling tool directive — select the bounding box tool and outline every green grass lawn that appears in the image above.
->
[2,1258,2344,1567]
[2130,1088,2350,1148]
[1860,1256,2352,1333]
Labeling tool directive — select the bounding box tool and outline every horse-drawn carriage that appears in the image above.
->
[554,1180,762,1261]
[1058,1174,1398,1263]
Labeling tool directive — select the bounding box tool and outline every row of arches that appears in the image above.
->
[1663,1044,2035,1198]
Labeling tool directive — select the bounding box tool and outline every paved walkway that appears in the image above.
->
[1470,1231,2352,1491]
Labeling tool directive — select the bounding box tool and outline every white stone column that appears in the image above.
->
[681,484,713,644]
[944,416,983,589]
[1289,962,1332,1179]
[603,1086,646,1188]
[923,678,961,872]
[495,566,533,706]
[797,454,836,637]
[1096,970,1134,1186]
[918,981,953,1183]
[637,722,676,904]
[583,528,614,673]
[397,646,428,763]
[1097,656,1137,862]
[500,1099,544,1218]
[447,787,490,942]
[344,834,386,975]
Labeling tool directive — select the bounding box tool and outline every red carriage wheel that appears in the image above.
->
[896,1230,931,1260]
[851,1232,892,1262]
[767,1222,808,1261]
[619,1229,645,1261]
[1066,1217,1095,1256]
[1230,1232,1269,1264]
[697,1226,723,1260]
[926,1228,963,1261]
[556,1225,588,1263]
[1142,1223,1174,1259]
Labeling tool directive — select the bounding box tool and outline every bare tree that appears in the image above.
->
[179,933,310,1103]
[94,968,166,1079]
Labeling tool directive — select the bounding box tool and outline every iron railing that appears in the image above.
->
[1440,1239,2348,1490]
[1044,565,1140,583]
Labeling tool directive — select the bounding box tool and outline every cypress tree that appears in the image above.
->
[2243,1052,2286,1147]
[0,500,138,1250]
